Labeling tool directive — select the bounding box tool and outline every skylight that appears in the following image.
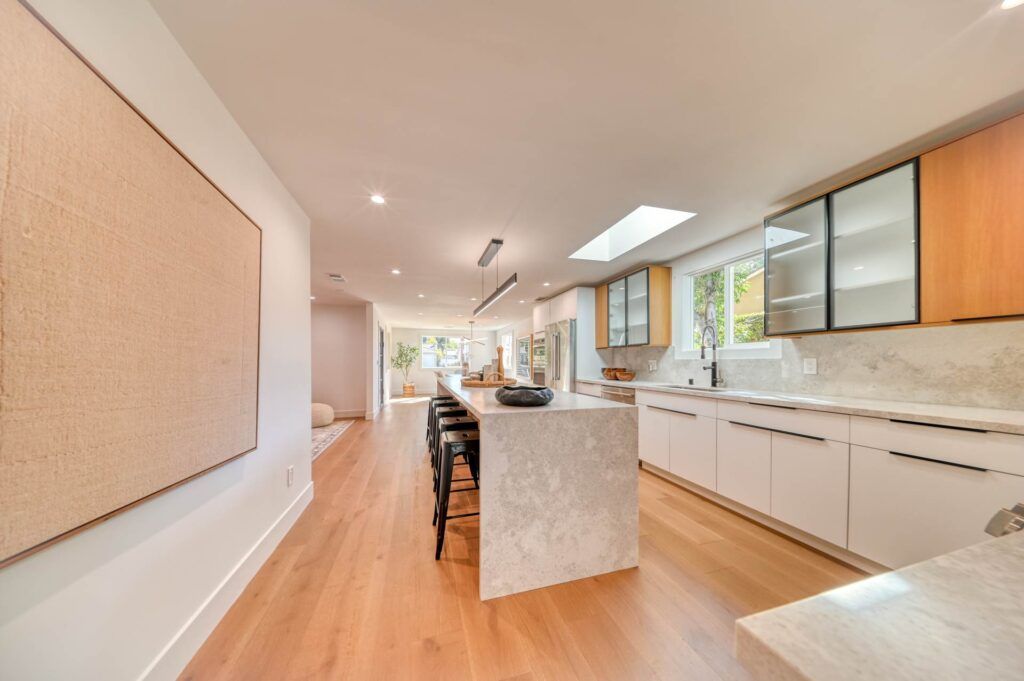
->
[569,206,696,261]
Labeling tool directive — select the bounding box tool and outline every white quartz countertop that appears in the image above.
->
[576,377,1024,435]
[439,375,634,420]
[735,531,1024,681]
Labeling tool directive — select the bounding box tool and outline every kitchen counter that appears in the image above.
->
[735,531,1024,681]
[437,376,638,600]
[577,377,1024,435]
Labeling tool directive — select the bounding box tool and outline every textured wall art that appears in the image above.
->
[0,0,261,565]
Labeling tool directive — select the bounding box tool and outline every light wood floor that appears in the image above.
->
[180,399,863,681]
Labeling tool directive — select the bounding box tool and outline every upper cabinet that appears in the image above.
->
[765,198,828,335]
[765,160,920,335]
[595,266,671,348]
[830,161,918,330]
[920,113,1024,324]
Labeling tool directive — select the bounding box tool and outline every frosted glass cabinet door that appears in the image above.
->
[608,277,627,347]
[830,161,918,329]
[765,197,828,334]
[626,270,649,345]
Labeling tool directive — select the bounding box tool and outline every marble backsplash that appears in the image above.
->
[596,320,1024,410]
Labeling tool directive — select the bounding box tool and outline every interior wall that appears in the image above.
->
[311,304,367,418]
[364,303,389,419]
[598,226,1024,410]
[391,327,496,395]
[0,2,313,680]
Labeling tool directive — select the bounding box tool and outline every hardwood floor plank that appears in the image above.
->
[179,401,864,680]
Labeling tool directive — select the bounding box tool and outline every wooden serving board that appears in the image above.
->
[461,378,517,388]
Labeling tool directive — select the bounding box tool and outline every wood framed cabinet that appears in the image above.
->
[595,265,671,348]
[920,112,1024,324]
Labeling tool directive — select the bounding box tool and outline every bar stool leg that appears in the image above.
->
[435,442,454,556]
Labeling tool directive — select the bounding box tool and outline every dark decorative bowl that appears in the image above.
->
[494,385,554,407]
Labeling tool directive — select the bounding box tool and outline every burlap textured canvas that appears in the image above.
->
[0,0,261,565]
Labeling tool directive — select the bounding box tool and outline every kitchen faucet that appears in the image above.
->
[700,323,722,387]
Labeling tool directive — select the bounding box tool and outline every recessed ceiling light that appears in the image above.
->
[1002,0,1023,9]
[570,205,696,261]
[417,293,425,298]
[470,297,478,301]
[543,282,551,287]
[492,315,499,319]
[391,268,401,275]
[310,296,316,300]
[518,299,525,303]
[417,312,423,316]
[371,194,386,205]
[456,314,464,317]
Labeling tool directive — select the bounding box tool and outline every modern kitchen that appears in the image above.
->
[4,1,1024,679]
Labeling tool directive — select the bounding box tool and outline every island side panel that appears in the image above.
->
[479,407,639,600]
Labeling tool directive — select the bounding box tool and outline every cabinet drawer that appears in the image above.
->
[850,416,1024,476]
[849,444,1024,568]
[716,420,771,514]
[576,381,603,398]
[771,435,849,547]
[669,413,716,491]
[717,400,849,442]
[636,390,717,418]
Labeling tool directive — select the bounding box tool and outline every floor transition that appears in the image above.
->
[180,399,862,680]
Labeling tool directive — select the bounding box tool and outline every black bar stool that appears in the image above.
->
[432,415,478,492]
[431,405,468,462]
[426,397,458,442]
[434,429,480,560]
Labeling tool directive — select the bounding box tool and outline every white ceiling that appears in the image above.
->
[150,0,1024,331]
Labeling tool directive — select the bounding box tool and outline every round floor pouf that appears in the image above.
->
[311,403,334,427]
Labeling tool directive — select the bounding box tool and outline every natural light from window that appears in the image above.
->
[569,205,696,262]
[691,254,766,349]
[421,335,462,368]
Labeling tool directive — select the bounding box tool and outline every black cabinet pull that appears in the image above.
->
[728,421,825,441]
[888,450,987,473]
[749,402,797,410]
[951,312,1024,323]
[889,418,987,434]
[649,406,697,418]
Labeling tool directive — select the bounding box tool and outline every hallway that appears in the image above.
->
[180,400,861,680]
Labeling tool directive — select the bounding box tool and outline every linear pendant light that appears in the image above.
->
[473,238,517,317]
[474,273,517,317]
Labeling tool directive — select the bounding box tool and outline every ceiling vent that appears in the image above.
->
[327,273,347,284]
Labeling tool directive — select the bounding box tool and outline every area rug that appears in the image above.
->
[311,420,354,460]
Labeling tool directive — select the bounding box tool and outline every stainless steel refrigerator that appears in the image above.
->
[544,318,576,392]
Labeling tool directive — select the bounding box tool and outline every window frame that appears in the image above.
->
[419,335,462,369]
[675,251,780,361]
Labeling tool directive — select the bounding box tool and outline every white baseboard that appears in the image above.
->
[333,409,363,419]
[138,481,315,681]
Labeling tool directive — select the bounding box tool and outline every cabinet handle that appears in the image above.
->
[749,402,797,410]
[889,418,987,434]
[649,406,697,418]
[888,450,987,473]
[951,312,1024,323]
[728,421,825,442]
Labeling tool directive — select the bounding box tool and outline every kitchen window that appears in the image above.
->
[678,253,776,358]
[421,335,461,368]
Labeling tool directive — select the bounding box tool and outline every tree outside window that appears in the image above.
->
[691,255,765,349]
[421,336,461,368]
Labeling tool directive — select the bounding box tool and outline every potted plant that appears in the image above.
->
[391,342,419,397]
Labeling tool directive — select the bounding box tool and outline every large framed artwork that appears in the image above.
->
[0,0,262,566]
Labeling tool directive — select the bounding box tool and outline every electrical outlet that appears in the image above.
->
[803,358,818,375]
[287,465,295,487]
[648,360,657,372]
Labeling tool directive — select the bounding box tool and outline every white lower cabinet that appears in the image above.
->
[849,444,1024,568]
[770,434,849,547]
[576,381,603,397]
[716,420,771,514]
[638,404,670,469]
[669,412,717,491]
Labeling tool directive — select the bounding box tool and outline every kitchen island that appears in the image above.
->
[437,375,638,600]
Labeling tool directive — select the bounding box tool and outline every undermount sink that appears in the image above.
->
[657,384,723,391]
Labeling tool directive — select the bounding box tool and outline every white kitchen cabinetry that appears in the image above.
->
[532,302,550,334]
[770,434,850,547]
[716,420,771,514]
[849,444,1024,568]
[576,381,603,397]
[548,289,578,322]
[669,411,717,491]
[638,404,670,469]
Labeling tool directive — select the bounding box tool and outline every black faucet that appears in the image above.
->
[700,323,722,387]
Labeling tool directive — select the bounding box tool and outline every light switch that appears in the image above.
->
[648,360,658,371]
[803,358,818,375]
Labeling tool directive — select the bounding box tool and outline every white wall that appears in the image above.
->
[0,2,312,680]
[390,327,496,395]
[311,304,366,418]
[365,303,389,419]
